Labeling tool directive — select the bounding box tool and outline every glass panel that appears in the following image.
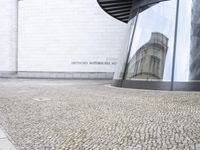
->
[174,0,199,82]
[125,1,177,81]
[113,17,137,80]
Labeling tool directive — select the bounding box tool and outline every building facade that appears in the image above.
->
[1,0,200,90]
[126,32,168,80]
[0,0,127,79]
[0,0,17,76]
[98,0,200,91]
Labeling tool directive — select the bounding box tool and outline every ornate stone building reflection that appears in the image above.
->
[190,0,200,80]
[126,32,168,80]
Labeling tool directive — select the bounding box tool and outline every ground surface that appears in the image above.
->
[0,79,200,150]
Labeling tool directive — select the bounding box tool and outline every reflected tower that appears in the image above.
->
[190,0,200,80]
[126,32,168,80]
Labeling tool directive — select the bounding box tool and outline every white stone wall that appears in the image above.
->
[0,0,17,73]
[18,0,127,75]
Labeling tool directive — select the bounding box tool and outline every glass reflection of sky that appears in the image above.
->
[175,0,192,81]
[128,0,192,81]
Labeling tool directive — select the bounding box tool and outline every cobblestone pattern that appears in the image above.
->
[0,79,200,150]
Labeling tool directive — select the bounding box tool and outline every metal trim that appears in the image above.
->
[171,0,180,90]
[112,80,200,91]
[97,0,169,23]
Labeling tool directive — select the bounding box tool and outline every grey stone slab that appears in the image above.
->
[0,139,16,150]
[0,129,6,139]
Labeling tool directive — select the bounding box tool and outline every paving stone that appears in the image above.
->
[0,129,6,139]
[0,79,200,150]
[0,139,16,150]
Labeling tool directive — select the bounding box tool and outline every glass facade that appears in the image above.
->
[114,18,137,80]
[126,1,176,81]
[175,0,200,82]
[113,0,200,90]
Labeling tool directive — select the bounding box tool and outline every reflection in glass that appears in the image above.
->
[126,32,168,80]
[125,1,177,81]
[174,0,191,82]
[112,0,200,90]
[190,0,200,80]
[113,18,137,80]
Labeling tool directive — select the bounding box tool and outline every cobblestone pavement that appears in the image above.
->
[0,79,200,150]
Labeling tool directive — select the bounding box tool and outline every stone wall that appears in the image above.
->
[0,0,17,75]
[18,0,127,78]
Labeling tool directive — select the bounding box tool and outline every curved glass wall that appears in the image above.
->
[114,17,137,80]
[173,0,190,82]
[113,0,200,91]
[174,0,198,82]
[125,1,177,81]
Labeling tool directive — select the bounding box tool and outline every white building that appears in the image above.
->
[0,0,127,79]
[126,32,168,80]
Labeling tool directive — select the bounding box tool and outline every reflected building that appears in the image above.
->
[126,32,168,80]
[190,0,200,80]
[98,0,200,91]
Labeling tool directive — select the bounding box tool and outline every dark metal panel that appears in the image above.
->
[122,80,171,90]
[112,79,123,87]
[97,0,169,23]
[97,0,133,23]
[112,80,171,90]
[112,80,200,91]
[174,82,200,91]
